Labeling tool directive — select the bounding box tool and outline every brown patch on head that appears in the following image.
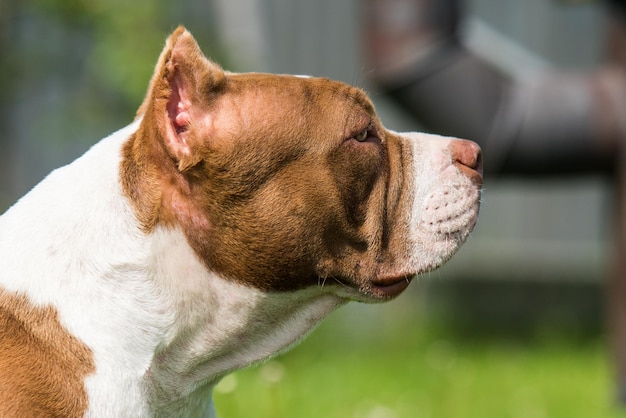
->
[0,288,94,417]
[121,27,413,297]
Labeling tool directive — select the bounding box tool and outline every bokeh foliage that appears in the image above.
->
[0,0,224,209]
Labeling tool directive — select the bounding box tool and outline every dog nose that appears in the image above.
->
[451,139,483,179]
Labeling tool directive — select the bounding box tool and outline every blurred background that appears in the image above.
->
[1,0,624,417]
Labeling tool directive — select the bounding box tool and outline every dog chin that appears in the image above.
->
[331,280,413,303]
[326,213,480,304]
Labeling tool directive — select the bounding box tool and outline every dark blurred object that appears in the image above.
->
[609,0,626,13]
[365,0,625,176]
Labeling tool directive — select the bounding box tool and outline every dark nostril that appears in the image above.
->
[475,147,483,175]
[452,139,482,175]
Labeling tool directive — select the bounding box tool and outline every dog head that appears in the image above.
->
[122,27,482,303]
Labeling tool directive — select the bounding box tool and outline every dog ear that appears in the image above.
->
[139,26,226,171]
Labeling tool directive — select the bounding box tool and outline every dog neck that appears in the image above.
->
[140,227,345,414]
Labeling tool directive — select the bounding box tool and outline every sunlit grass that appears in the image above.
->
[214,289,626,418]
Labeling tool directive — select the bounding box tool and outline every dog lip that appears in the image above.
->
[370,275,413,297]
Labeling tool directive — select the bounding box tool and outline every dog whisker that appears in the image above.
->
[330,275,351,288]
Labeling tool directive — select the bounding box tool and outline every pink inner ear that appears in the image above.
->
[167,75,191,135]
[175,109,191,133]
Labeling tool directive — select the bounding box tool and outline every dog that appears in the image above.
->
[0,26,482,416]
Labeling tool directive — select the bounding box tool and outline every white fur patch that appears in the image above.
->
[402,132,481,273]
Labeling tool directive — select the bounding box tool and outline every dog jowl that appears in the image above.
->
[0,26,482,416]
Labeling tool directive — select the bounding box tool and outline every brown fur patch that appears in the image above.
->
[0,289,94,417]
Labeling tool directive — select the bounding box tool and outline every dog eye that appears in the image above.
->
[355,128,369,142]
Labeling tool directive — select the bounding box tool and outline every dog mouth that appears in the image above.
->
[369,275,413,299]
[319,270,414,301]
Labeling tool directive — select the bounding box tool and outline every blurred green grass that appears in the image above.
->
[214,286,626,418]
